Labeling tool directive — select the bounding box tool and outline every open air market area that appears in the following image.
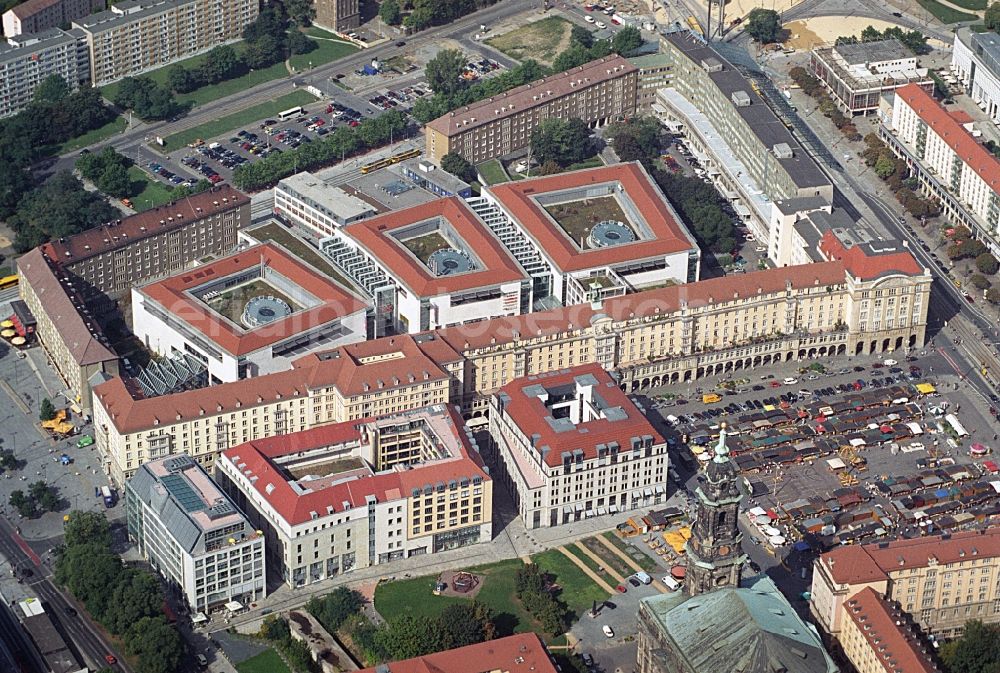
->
[9,1,1000,673]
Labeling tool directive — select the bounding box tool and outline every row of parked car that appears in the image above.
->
[180,155,224,183]
[147,161,197,186]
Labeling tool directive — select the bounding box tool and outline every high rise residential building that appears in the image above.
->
[488,364,668,529]
[313,0,358,33]
[0,27,89,118]
[72,0,258,86]
[214,405,492,586]
[425,55,637,164]
[883,83,1000,256]
[3,0,104,37]
[810,528,1000,639]
[125,454,266,612]
[809,40,933,115]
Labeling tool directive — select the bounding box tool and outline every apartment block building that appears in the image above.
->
[313,0,358,33]
[274,172,376,238]
[42,185,250,307]
[810,40,932,115]
[628,52,672,111]
[72,0,258,86]
[125,454,265,612]
[215,405,492,587]
[17,247,119,412]
[425,55,637,164]
[952,27,1000,123]
[811,528,1000,639]
[488,364,668,529]
[93,237,930,484]
[839,588,938,673]
[884,83,1000,255]
[0,27,89,118]
[657,32,833,242]
[3,0,104,37]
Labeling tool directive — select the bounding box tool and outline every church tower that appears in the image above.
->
[685,423,745,596]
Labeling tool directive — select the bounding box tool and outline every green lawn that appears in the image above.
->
[533,549,609,618]
[485,16,573,65]
[601,531,661,573]
[476,159,510,185]
[914,0,978,23]
[127,166,176,211]
[943,0,986,9]
[374,554,603,639]
[563,544,619,588]
[59,116,127,154]
[290,28,359,72]
[101,41,288,109]
[247,221,354,289]
[159,90,316,152]
[566,155,604,171]
[581,536,634,579]
[236,649,291,673]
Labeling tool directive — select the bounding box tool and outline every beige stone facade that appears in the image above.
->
[313,0,358,33]
[811,529,1000,640]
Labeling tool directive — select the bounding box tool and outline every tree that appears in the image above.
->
[438,602,495,649]
[570,24,594,49]
[530,117,591,166]
[376,615,443,660]
[200,45,242,84]
[39,397,55,421]
[64,511,112,548]
[939,620,1000,673]
[425,49,468,99]
[33,75,70,105]
[306,587,365,633]
[551,42,593,73]
[105,570,162,635]
[613,133,645,162]
[245,34,282,69]
[260,615,291,644]
[98,163,131,199]
[745,8,781,44]
[55,544,123,621]
[972,275,992,290]
[989,2,1000,32]
[9,490,36,517]
[977,252,1000,275]
[167,65,196,94]
[283,0,315,25]
[125,617,184,673]
[287,30,317,56]
[440,152,476,182]
[989,287,1000,305]
[379,0,402,25]
[874,155,896,179]
[29,481,58,512]
[0,449,17,471]
[611,26,642,56]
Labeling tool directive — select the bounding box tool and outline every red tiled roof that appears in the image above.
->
[819,528,1000,585]
[487,162,696,272]
[17,247,116,366]
[896,83,1000,198]
[844,588,937,673]
[818,231,923,281]
[356,633,557,673]
[343,197,526,296]
[41,185,248,264]
[137,242,366,356]
[221,406,489,526]
[426,55,636,137]
[496,363,664,466]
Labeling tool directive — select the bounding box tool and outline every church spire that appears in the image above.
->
[713,422,730,463]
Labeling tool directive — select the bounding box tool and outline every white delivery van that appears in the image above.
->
[661,576,680,591]
[635,571,652,585]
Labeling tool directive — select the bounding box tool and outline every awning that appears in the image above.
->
[192,612,208,624]
[655,485,665,494]
[586,510,595,518]
[609,504,619,513]
[643,488,653,497]
[598,507,607,516]
[563,505,572,514]
[575,503,584,512]
[224,601,243,612]
[915,383,936,394]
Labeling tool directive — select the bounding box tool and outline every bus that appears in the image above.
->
[0,274,17,291]
[278,106,304,121]
[101,485,115,508]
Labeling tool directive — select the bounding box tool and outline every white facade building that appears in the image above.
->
[131,242,367,383]
[125,455,265,613]
[886,83,1000,253]
[274,172,377,237]
[488,364,669,529]
[952,27,1000,122]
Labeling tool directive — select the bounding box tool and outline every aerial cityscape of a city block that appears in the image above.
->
[4,0,1000,672]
